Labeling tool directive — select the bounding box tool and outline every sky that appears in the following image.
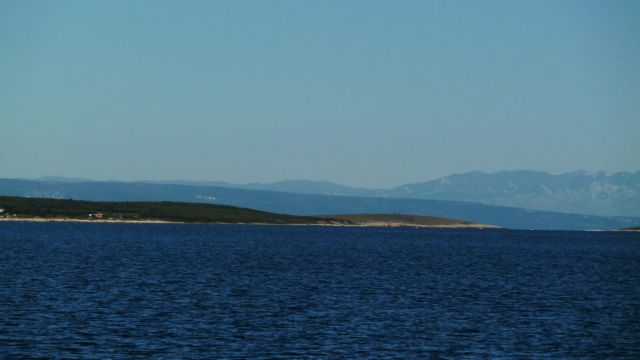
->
[1,0,639,188]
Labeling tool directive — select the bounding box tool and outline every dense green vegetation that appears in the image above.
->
[622,226,640,231]
[0,196,347,225]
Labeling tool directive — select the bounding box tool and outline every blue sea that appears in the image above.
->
[0,222,639,358]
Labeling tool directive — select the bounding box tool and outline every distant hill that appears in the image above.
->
[1,178,638,230]
[143,179,376,197]
[141,170,640,217]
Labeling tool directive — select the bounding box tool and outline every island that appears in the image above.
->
[0,196,496,228]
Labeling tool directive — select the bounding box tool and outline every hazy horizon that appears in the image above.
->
[2,0,639,187]
[8,167,638,190]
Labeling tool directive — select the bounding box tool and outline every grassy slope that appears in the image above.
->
[0,196,345,224]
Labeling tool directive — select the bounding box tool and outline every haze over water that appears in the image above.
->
[1,222,638,358]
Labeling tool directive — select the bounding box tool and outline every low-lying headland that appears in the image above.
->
[0,196,493,228]
[326,214,498,228]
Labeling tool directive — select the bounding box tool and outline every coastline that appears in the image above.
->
[332,221,499,229]
[0,217,497,228]
[0,217,177,224]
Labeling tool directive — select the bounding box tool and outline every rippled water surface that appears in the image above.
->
[1,222,639,358]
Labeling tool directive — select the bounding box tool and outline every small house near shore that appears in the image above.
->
[88,212,104,219]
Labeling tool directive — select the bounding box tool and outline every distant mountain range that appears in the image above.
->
[1,177,638,230]
[385,170,640,217]
[132,170,640,217]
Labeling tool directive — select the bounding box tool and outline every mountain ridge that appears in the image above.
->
[385,170,640,217]
[137,170,640,217]
[40,170,636,217]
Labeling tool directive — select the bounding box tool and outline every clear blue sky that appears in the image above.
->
[1,0,638,187]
